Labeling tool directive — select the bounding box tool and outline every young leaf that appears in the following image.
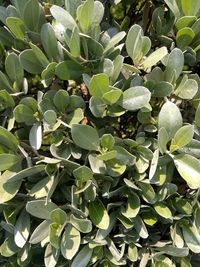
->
[41,23,58,61]
[77,0,94,33]
[170,125,194,152]
[6,17,25,39]
[50,5,77,30]
[142,47,168,69]
[71,124,100,151]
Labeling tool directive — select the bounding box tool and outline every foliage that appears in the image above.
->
[0,0,200,266]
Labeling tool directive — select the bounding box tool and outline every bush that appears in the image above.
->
[0,0,200,266]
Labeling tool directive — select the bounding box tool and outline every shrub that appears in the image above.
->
[0,0,200,266]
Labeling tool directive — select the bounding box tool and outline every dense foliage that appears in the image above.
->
[1,0,200,266]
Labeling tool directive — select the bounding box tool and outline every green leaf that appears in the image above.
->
[49,223,62,249]
[134,215,148,239]
[155,246,189,257]
[29,123,42,150]
[170,125,194,152]
[26,200,58,220]
[61,224,80,260]
[165,48,184,79]
[71,124,100,151]
[0,126,19,152]
[71,245,93,267]
[6,17,25,39]
[41,23,58,61]
[0,154,20,171]
[0,70,13,93]
[142,47,168,69]
[29,220,51,244]
[100,134,115,150]
[73,165,93,182]
[44,244,59,267]
[111,55,124,84]
[114,146,136,166]
[138,182,156,204]
[30,43,49,68]
[176,27,195,49]
[126,24,150,65]
[53,89,69,113]
[181,0,200,16]
[158,101,182,140]
[128,243,138,262]
[181,222,200,253]
[50,208,68,225]
[173,198,192,215]
[0,170,21,203]
[67,108,84,126]
[89,73,110,98]
[65,0,82,18]
[20,49,44,74]
[164,0,180,17]
[104,31,126,54]
[152,82,173,98]
[195,103,200,127]
[154,202,172,219]
[50,5,77,30]
[97,150,117,161]
[92,1,104,25]
[174,76,198,99]
[14,210,30,248]
[119,86,151,111]
[69,26,81,57]
[122,193,140,218]
[23,0,40,31]
[173,154,200,189]
[55,61,84,80]
[176,16,196,31]
[0,90,15,111]
[89,96,106,118]
[14,104,36,125]
[5,53,24,87]
[89,199,110,229]
[70,214,92,233]
[5,165,45,183]
[77,0,94,33]
[44,110,57,126]
[158,127,169,154]
[103,89,122,105]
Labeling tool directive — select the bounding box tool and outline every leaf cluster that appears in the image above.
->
[0,0,200,266]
